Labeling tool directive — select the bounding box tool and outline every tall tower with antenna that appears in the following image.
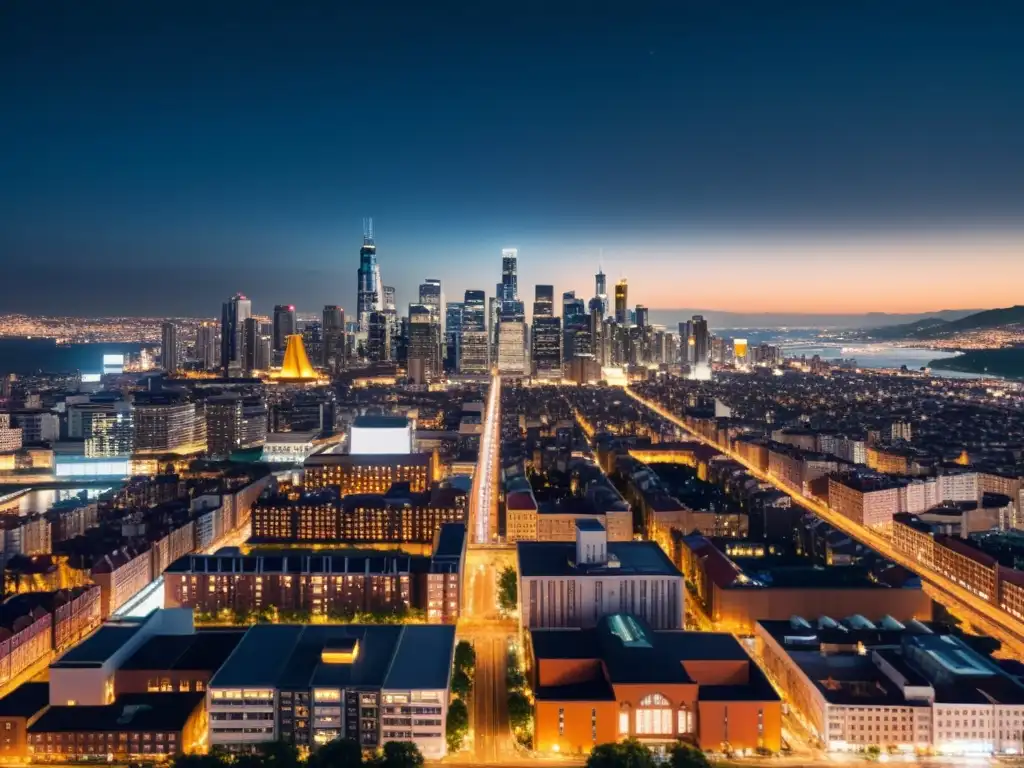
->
[356,217,382,332]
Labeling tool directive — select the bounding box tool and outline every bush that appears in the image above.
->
[446,699,469,753]
[498,565,518,613]
[507,690,532,732]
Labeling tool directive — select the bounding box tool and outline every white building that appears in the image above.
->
[497,320,527,375]
[0,414,23,452]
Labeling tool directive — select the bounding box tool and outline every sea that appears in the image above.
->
[0,338,147,376]
[781,343,989,379]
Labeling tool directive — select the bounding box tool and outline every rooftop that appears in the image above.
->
[119,629,246,672]
[518,540,680,578]
[29,693,204,734]
[210,624,455,692]
[353,415,410,429]
[0,682,49,718]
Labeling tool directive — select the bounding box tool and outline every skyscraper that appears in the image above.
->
[161,321,178,373]
[220,293,251,375]
[196,322,219,371]
[356,219,382,332]
[594,268,608,317]
[323,305,345,368]
[614,279,628,324]
[501,248,518,305]
[562,291,587,360]
[533,285,554,317]
[419,279,443,329]
[367,311,391,362]
[383,286,396,313]
[408,304,441,383]
[460,290,489,374]
[692,314,710,365]
[445,302,463,373]
[272,305,297,352]
[531,315,561,378]
[242,317,271,373]
[635,305,649,329]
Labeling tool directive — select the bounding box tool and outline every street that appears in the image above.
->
[623,385,1024,660]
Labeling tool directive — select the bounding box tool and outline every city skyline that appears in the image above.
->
[2,2,1023,315]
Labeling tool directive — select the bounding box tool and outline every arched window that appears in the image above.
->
[636,693,673,735]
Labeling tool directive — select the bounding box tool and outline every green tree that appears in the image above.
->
[170,754,229,768]
[668,742,710,768]
[371,741,424,768]
[308,737,363,768]
[453,640,476,675]
[587,740,657,768]
[451,668,472,699]
[446,698,470,753]
[506,665,526,690]
[497,565,518,613]
[507,690,532,732]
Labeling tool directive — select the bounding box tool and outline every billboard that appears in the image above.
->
[349,424,413,455]
[80,373,102,383]
[103,353,125,374]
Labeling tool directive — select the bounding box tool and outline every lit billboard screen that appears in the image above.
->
[80,373,102,383]
[102,354,125,366]
[350,425,412,455]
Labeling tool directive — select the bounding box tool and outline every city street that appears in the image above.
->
[623,385,1024,660]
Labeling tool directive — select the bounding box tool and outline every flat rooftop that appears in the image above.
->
[120,629,246,672]
[210,624,455,692]
[517,540,680,578]
[352,416,410,429]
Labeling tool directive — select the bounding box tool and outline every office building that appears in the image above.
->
[531,315,562,379]
[497,320,528,376]
[195,322,219,370]
[207,622,457,755]
[304,453,433,495]
[533,285,554,317]
[8,410,59,444]
[161,322,179,373]
[444,302,463,373]
[83,401,133,458]
[531,614,781,755]
[500,248,518,307]
[408,304,441,384]
[594,268,608,317]
[635,305,649,329]
[205,395,267,457]
[273,305,297,352]
[692,315,709,367]
[614,279,628,324]
[459,290,488,374]
[132,393,205,456]
[419,278,443,330]
[517,521,684,630]
[356,219,382,332]
[252,484,467,545]
[242,317,271,373]
[220,293,251,375]
[367,310,392,362]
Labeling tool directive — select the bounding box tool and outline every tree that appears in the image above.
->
[446,699,470,753]
[308,738,363,768]
[668,742,710,768]
[451,668,472,699]
[371,741,424,768]
[506,665,526,690]
[497,565,518,613]
[453,640,476,675]
[587,740,657,768]
[507,690,532,732]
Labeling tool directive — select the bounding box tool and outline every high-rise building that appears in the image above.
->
[489,293,501,359]
[83,402,133,458]
[272,305,297,352]
[460,290,488,374]
[614,279,628,324]
[220,293,251,375]
[195,322,218,371]
[533,285,554,318]
[692,314,710,366]
[501,248,518,306]
[419,279,443,330]
[322,305,345,368]
[445,302,463,373]
[562,292,588,360]
[408,304,441,384]
[356,219,382,332]
[635,305,649,329]
[595,268,607,316]
[531,315,561,378]
[133,393,205,455]
[160,322,178,373]
[242,317,271,373]
[383,285,396,313]
[206,394,267,457]
[366,311,391,362]
[497,321,527,375]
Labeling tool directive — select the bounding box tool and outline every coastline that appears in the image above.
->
[927,348,1024,380]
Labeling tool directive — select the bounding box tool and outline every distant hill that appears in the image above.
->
[930,348,1024,379]
[865,305,1024,341]
[647,308,978,331]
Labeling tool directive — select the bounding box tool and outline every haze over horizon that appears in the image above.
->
[2,1,1022,316]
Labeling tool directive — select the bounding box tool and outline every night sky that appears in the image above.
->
[2,1,1022,317]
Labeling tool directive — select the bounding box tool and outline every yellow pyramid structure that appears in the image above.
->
[280,334,317,379]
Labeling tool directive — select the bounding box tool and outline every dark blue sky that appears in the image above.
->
[2,1,1022,316]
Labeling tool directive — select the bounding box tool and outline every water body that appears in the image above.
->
[0,338,146,376]
[783,344,991,379]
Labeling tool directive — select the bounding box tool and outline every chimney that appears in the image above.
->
[575,519,608,566]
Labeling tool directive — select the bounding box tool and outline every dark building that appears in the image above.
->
[531,316,562,378]
[273,305,297,352]
[533,285,554,317]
